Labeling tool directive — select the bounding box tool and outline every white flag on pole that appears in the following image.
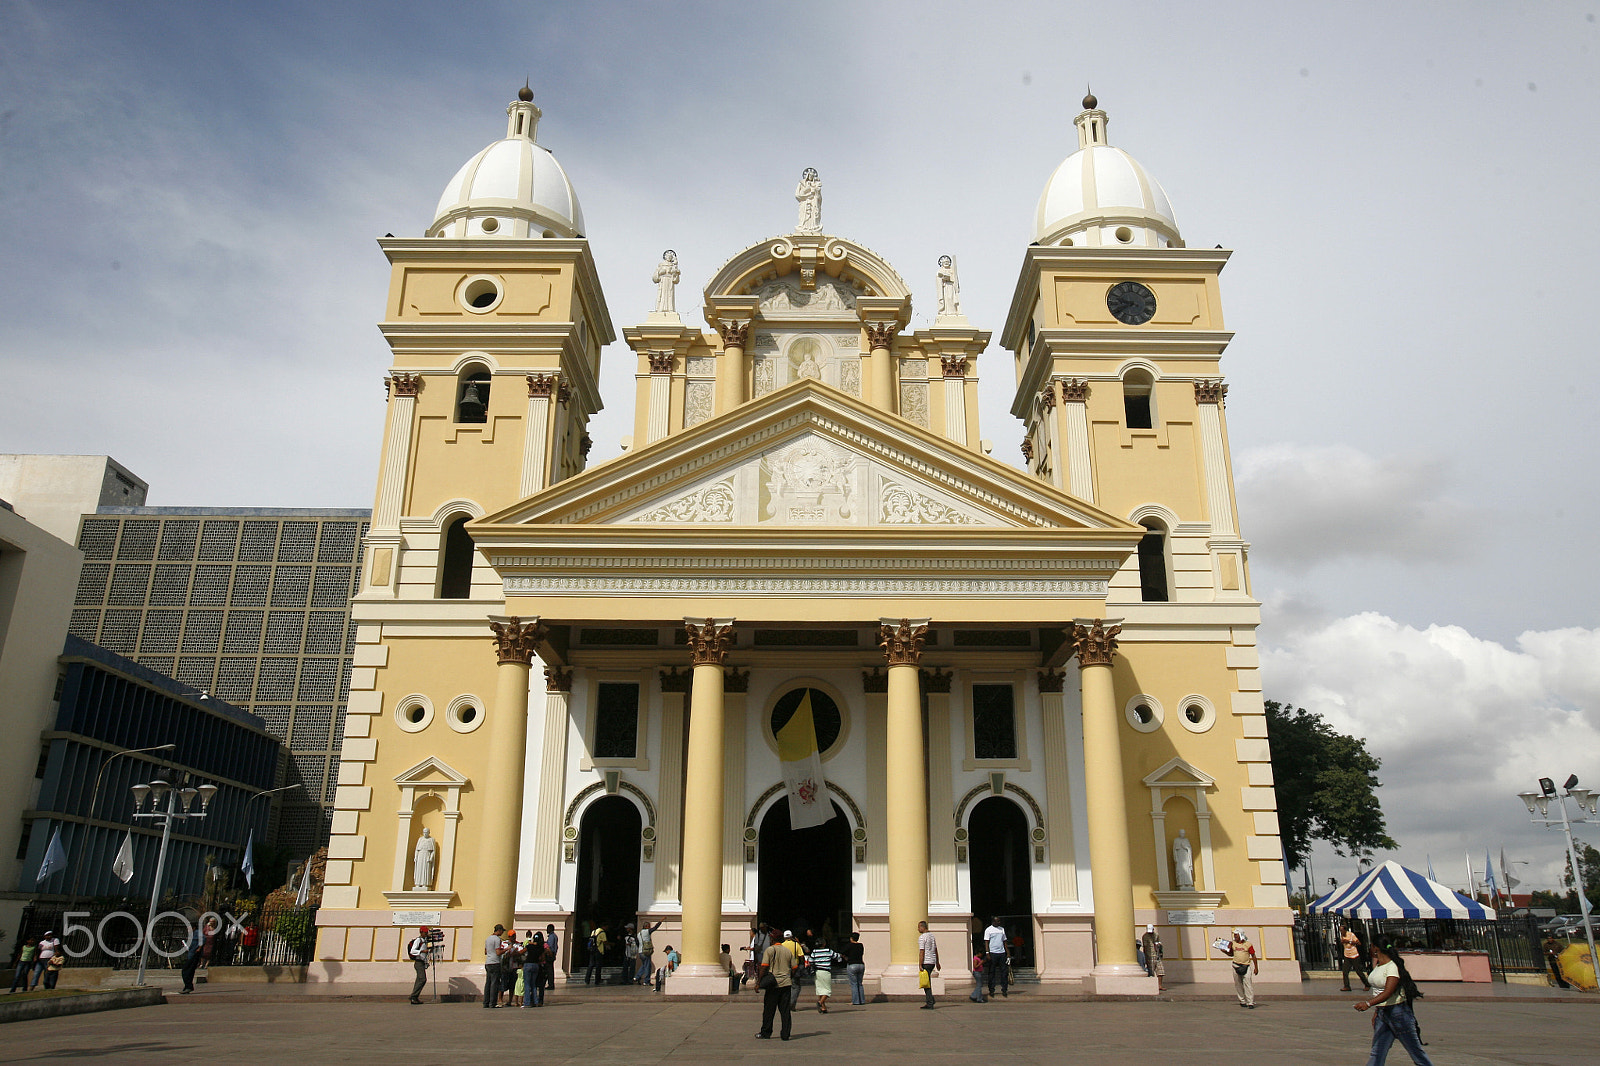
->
[241,830,255,889]
[1499,847,1521,892]
[35,827,67,885]
[776,691,834,830]
[295,857,313,906]
[112,831,135,884]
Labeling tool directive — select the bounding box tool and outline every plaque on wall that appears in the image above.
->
[392,911,442,926]
[1167,910,1216,926]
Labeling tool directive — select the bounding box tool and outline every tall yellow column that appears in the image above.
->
[475,617,545,953]
[1074,619,1157,996]
[716,321,748,413]
[879,618,930,993]
[667,616,735,995]
[866,321,897,413]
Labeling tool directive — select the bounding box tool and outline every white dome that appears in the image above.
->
[428,92,585,239]
[1034,101,1180,249]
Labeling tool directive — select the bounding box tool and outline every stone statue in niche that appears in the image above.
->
[936,255,961,318]
[652,249,680,314]
[1172,828,1194,890]
[795,168,822,234]
[413,827,437,890]
[790,337,825,380]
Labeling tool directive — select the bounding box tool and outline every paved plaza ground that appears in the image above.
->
[0,984,1595,1065]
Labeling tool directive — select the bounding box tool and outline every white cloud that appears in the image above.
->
[1237,444,1474,570]
[1262,613,1600,893]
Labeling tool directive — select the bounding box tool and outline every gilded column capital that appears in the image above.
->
[1037,668,1066,693]
[684,617,736,666]
[544,667,573,692]
[878,617,930,667]
[864,321,897,350]
[717,320,749,348]
[1059,377,1090,403]
[940,354,968,379]
[1194,379,1229,405]
[1038,384,1057,411]
[919,667,952,693]
[659,666,693,694]
[388,373,423,398]
[490,616,547,665]
[648,351,675,375]
[527,373,557,398]
[1070,619,1122,668]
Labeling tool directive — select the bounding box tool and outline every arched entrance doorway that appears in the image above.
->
[967,796,1035,966]
[574,796,641,970]
[758,797,852,943]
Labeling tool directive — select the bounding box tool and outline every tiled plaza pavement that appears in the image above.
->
[0,990,1595,1065]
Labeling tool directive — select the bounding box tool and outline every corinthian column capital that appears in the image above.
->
[1194,378,1228,405]
[527,373,557,398]
[648,351,675,375]
[490,616,547,665]
[1059,377,1090,403]
[864,321,897,350]
[1070,619,1122,668]
[878,617,930,666]
[684,617,736,666]
[717,320,749,348]
[388,373,423,398]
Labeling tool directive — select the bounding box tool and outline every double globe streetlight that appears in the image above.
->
[1518,774,1598,982]
[129,775,216,987]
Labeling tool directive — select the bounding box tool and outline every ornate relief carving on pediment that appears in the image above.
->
[880,481,982,525]
[636,479,736,523]
[762,438,857,524]
[758,277,856,315]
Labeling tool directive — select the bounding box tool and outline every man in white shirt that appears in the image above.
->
[981,917,1009,999]
[406,927,431,1004]
[917,921,940,1009]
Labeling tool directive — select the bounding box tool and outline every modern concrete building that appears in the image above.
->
[0,455,147,545]
[314,88,1289,994]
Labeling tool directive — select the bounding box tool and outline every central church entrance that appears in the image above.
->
[757,797,853,942]
[573,796,642,970]
[967,796,1036,966]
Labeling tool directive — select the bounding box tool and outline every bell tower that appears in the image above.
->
[359,86,616,602]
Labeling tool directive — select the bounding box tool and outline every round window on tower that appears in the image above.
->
[395,694,434,733]
[769,685,846,759]
[1124,694,1164,733]
[1178,695,1216,734]
[459,274,504,313]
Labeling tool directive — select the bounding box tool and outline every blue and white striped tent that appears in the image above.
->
[1309,860,1495,919]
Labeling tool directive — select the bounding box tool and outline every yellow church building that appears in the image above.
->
[312,86,1293,994]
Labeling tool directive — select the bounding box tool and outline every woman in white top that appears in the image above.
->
[1353,937,1434,1065]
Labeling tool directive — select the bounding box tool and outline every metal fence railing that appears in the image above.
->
[1295,913,1544,977]
[11,898,318,971]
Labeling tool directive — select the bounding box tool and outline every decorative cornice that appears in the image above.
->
[864,321,897,350]
[506,574,1106,597]
[878,618,929,667]
[648,351,675,375]
[659,666,693,694]
[920,667,952,693]
[388,373,423,398]
[1020,438,1034,461]
[490,616,547,665]
[1038,384,1057,411]
[940,354,969,379]
[544,667,573,692]
[724,668,751,693]
[1059,378,1090,403]
[527,373,557,398]
[684,617,735,666]
[861,667,888,694]
[1071,619,1121,668]
[717,321,749,348]
[1037,668,1065,694]
[1194,379,1228,405]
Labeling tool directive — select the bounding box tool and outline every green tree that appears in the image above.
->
[1265,700,1398,870]
[1561,843,1600,910]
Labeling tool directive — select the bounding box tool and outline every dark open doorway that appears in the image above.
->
[758,798,853,943]
[574,796,642,968]
[968,796,1035,966]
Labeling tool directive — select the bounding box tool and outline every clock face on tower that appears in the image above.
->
[1106,281,1157,325]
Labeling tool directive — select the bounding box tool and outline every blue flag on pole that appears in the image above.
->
[1427,854,1436,882]
[1483,849,1498,901]
[35,827,67,885]
[241,830,255,889]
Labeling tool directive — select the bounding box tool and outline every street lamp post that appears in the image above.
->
[1518,774,1599,985]
[67,743,177,906]
[129,775,216,987]
[240,784,300,888]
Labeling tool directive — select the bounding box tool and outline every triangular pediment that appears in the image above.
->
[1142,757,1216,789]
[395,755,469,787]
[481,380,1134,534]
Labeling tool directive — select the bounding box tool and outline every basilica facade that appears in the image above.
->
[312,87,1293,994]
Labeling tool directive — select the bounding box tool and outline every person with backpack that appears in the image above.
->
[406,926,432,1004]
[1354,937,1434,1065]
[584,924,605,985]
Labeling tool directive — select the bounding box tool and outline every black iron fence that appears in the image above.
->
[11,898,318,970]
[1296,913,1544,977]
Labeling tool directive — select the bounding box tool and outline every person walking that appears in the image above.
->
[482,924,506,1008]
[1224,928,1258,1008]
[782,930,807,1012]
[742,923,768,987]
[179,920,207,994]
[981,917,1009,998]
[1354,938,1435,1065]
[9,939,36,993]
[969,951,986,1003]
[756,930,797,1041]
[406,927,431,1004]
[1341,920,1370,992]
[1140,925,1166,992]
[917,921,940,1009]
[810,937,835,1013]
[842,931,866,1006]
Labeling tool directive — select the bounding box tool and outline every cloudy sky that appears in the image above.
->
[3,2,1596,897]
